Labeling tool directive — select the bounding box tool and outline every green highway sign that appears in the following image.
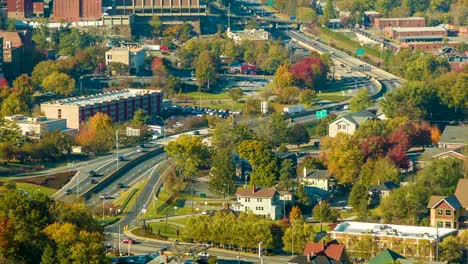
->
[316,109,328,119]
[267,0,274,6]
[356,48,365,55]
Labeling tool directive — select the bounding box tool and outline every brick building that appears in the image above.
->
[40,89,163,130]
[53,0,102,22]
[0,30,31,78]
[400,42,459,52]
[374,17,425,30]
[33,1,44,17]
[6,0,33,19]
[387,26,447,40]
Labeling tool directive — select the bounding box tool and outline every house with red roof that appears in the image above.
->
[233,186,281,220]
[302,240,350,264]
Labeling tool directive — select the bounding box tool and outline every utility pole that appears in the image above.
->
[118,224,121,253]
[228,3,231,31]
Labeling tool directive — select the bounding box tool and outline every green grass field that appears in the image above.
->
[12,182,57,196]
[183,91,232,100]
[113,179,147,214]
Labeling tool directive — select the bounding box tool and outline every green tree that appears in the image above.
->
[312,201,338,232]
[211,121,254,152]
[379,184,427,224]
[149,16,163,36]
[255,113,289,150]
[282,223,315,254]
[287,124,310,147]
[131,109,149,126]
[228,88,244,103]
[322,0,336,25]
[349,183,369,213]
[359,158,400,189]
[301,89,316,107]
[0,118,22,144]
[209,149,236,197]
[42,72,75,96]
[40,244,57,264]
[312,114,337,137]
[238,140,278,187]
[295,184,310,206]
[165,135,210,179]
[195,51,218,91]
[439,235,464,263]
[107,62,129,76]
[0,92,30,116]
[415,158,463,196]
[278,159,295,191]
[349,88,373,112]
[354,120,388,139]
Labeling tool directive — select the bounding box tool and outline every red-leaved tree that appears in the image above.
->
[361,136,389,160]
[290,57,327,89]
[387,144,410,169]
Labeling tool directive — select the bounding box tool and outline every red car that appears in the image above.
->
[122,238,136,244]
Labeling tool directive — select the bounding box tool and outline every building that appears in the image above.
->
[417,147,466,169]
[331,221,457,261]
[427,179,468,229]
[0,30,30,78]
[228,61,257,75]
[105,47,145,75]
[301,168,335,198]
[374,17,425,30]
[227,29,269,44]
[233,187,281,220]
[400,41,458,52]
[112,0,206,16]
[386,26,447,40]
[4,115,76,136]
[32,1,44,17]
[53,0,102,22]
[328,110,376,137]
[6,0,33,19]
[287,255,343,264]
[40,89,163,130]
[369,182,400,199]
[303,240,350,264]
[438,126,467,149]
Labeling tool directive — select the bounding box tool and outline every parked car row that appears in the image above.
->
[167,105,242,119]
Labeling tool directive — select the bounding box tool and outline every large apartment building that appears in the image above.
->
[53,0,102,22]
[40,89,163,130]
[6,0,32,19]
[374,17,425,30]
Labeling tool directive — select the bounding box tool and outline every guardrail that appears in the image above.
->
[82,147,165,200]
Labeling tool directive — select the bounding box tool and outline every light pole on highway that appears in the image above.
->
[155,116,167,144]
[115,128,140,171]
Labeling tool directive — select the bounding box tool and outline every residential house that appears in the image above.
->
[227,28,269,44]
[427,179,468,229]
[233,186,281,220]
[417,146,466,169]
[438,125,467,149]
[287,255,343,264]
[303,240,350,264]
[369,182,400,199]
[105,46,145,75]
[328,110,376,137]
[368,248,447,264]
[301,168,335,198]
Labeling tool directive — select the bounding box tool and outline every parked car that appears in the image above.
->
[122,238,136,244]
[192,130,200,135]
[65,189,73,195]
[117,183,126,188]
[136,147,143,153]
[91,179,98,184]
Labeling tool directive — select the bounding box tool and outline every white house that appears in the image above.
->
[105,47,145,75]
[4,115,76,136]
[328,110,376,137]
[301,168,335,198]
[233,186,282,220]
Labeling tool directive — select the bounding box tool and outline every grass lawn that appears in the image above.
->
[303,120,318,135]
[339,210,358,220]
[316,93,351,102]
[169,217,191,226]
[11,182,57,196]
[113,178,148,214]
[310,223,331,233]
[183,91,232,100]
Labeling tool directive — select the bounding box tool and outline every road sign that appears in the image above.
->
[126,127,141,137]
[356,48,365,55]
[316,110,328,119]
[266,0,274,6]
[290,16,296,21]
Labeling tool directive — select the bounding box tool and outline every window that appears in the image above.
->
[245,198,250,202]
[57,109,62,119]
[445,222,451,228]
[437,221,443,227]
[257,198,262,202]
[437,209,443,215]
[445,210,451,216]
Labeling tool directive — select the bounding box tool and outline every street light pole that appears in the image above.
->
[156,116,167,144]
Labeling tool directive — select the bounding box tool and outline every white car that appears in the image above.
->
[197,251,210,258]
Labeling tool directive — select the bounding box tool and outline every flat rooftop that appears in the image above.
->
[332,221,457,240]
[42,89,161,107]
[377,17,424,21]
[392,26,446,32]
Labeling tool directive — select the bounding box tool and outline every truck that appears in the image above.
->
[283,105,305,115]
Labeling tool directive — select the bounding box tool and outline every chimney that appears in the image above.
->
[377,179,381,185]
[322,240,326,250]
[307,253,311,262]
[252,185,255,193]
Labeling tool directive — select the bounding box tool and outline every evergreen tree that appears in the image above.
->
[40,245,57,264]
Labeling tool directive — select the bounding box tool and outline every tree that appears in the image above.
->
[255,113,289,150]
[354,120,387,139]
[289,206,303,222]
[301,89,316,107]
[211,121,254,153]
[165,135,210,179]
[439,235,464,263]
[295,184,310,207]
[290,57,327,89]
[40,244,57,264]
[360,136,389,160]
[359,158,400,189]
[349,184,369,213]
[75,113,114,155]
[238,140,278,187]
[151,57,169,88]
[321,134,363,184]
[287,124,310,147]
[149,16,163,36]
[209,149,236,197]
[312,201,338,232]
[195,51,218,91]
[32,60,59,87]
[132,109,149,126]
[41,72,75,96]
[228,88,243,103]
[415,158,463,196]
[282,223,315,254]
[278,86,300,104]
[349,88,373,112]
[278,159,295,191]
[107,62,129,76]
[429,125,441,144]
[322,0,336,25]
[274,64,295,89]
[379,184,427,224]
[0,92,30,116]
[312,114,337,137]
[387,144,410,169]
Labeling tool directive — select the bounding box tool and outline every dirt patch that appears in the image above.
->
[15,170,77,189]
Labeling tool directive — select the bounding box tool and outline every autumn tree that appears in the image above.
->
[290,57,327,89]
[227,87,244,103]
[429,125,441,144]
[321,134,363,184]
[75,112,114,155]
[165,135,210,179]
[301,89,316,107]
[274,64,295,89]
[349,88,373,112]
[359,157,400,189]
[289,205,303,223]
[42,72,75,96]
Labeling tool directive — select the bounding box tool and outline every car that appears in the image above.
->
[100,193,111,200]
[122,238,136,244]
[343,205,353,212]
[136,147,143,153]
[65,189,73,195]
[117,183,126,188]
[91,179,98,184]
[197,251,210,258]
[88,171,98,177]
[340,63,346,67]
[117,155,125,161]
[192,130,200,135]
[343,105,349,110]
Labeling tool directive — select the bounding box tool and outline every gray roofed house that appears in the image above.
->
[369,182,400,198]
[438,126,467,149]
[417,146,466,169]
[301,168,336,198]
[328,110,376,137]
